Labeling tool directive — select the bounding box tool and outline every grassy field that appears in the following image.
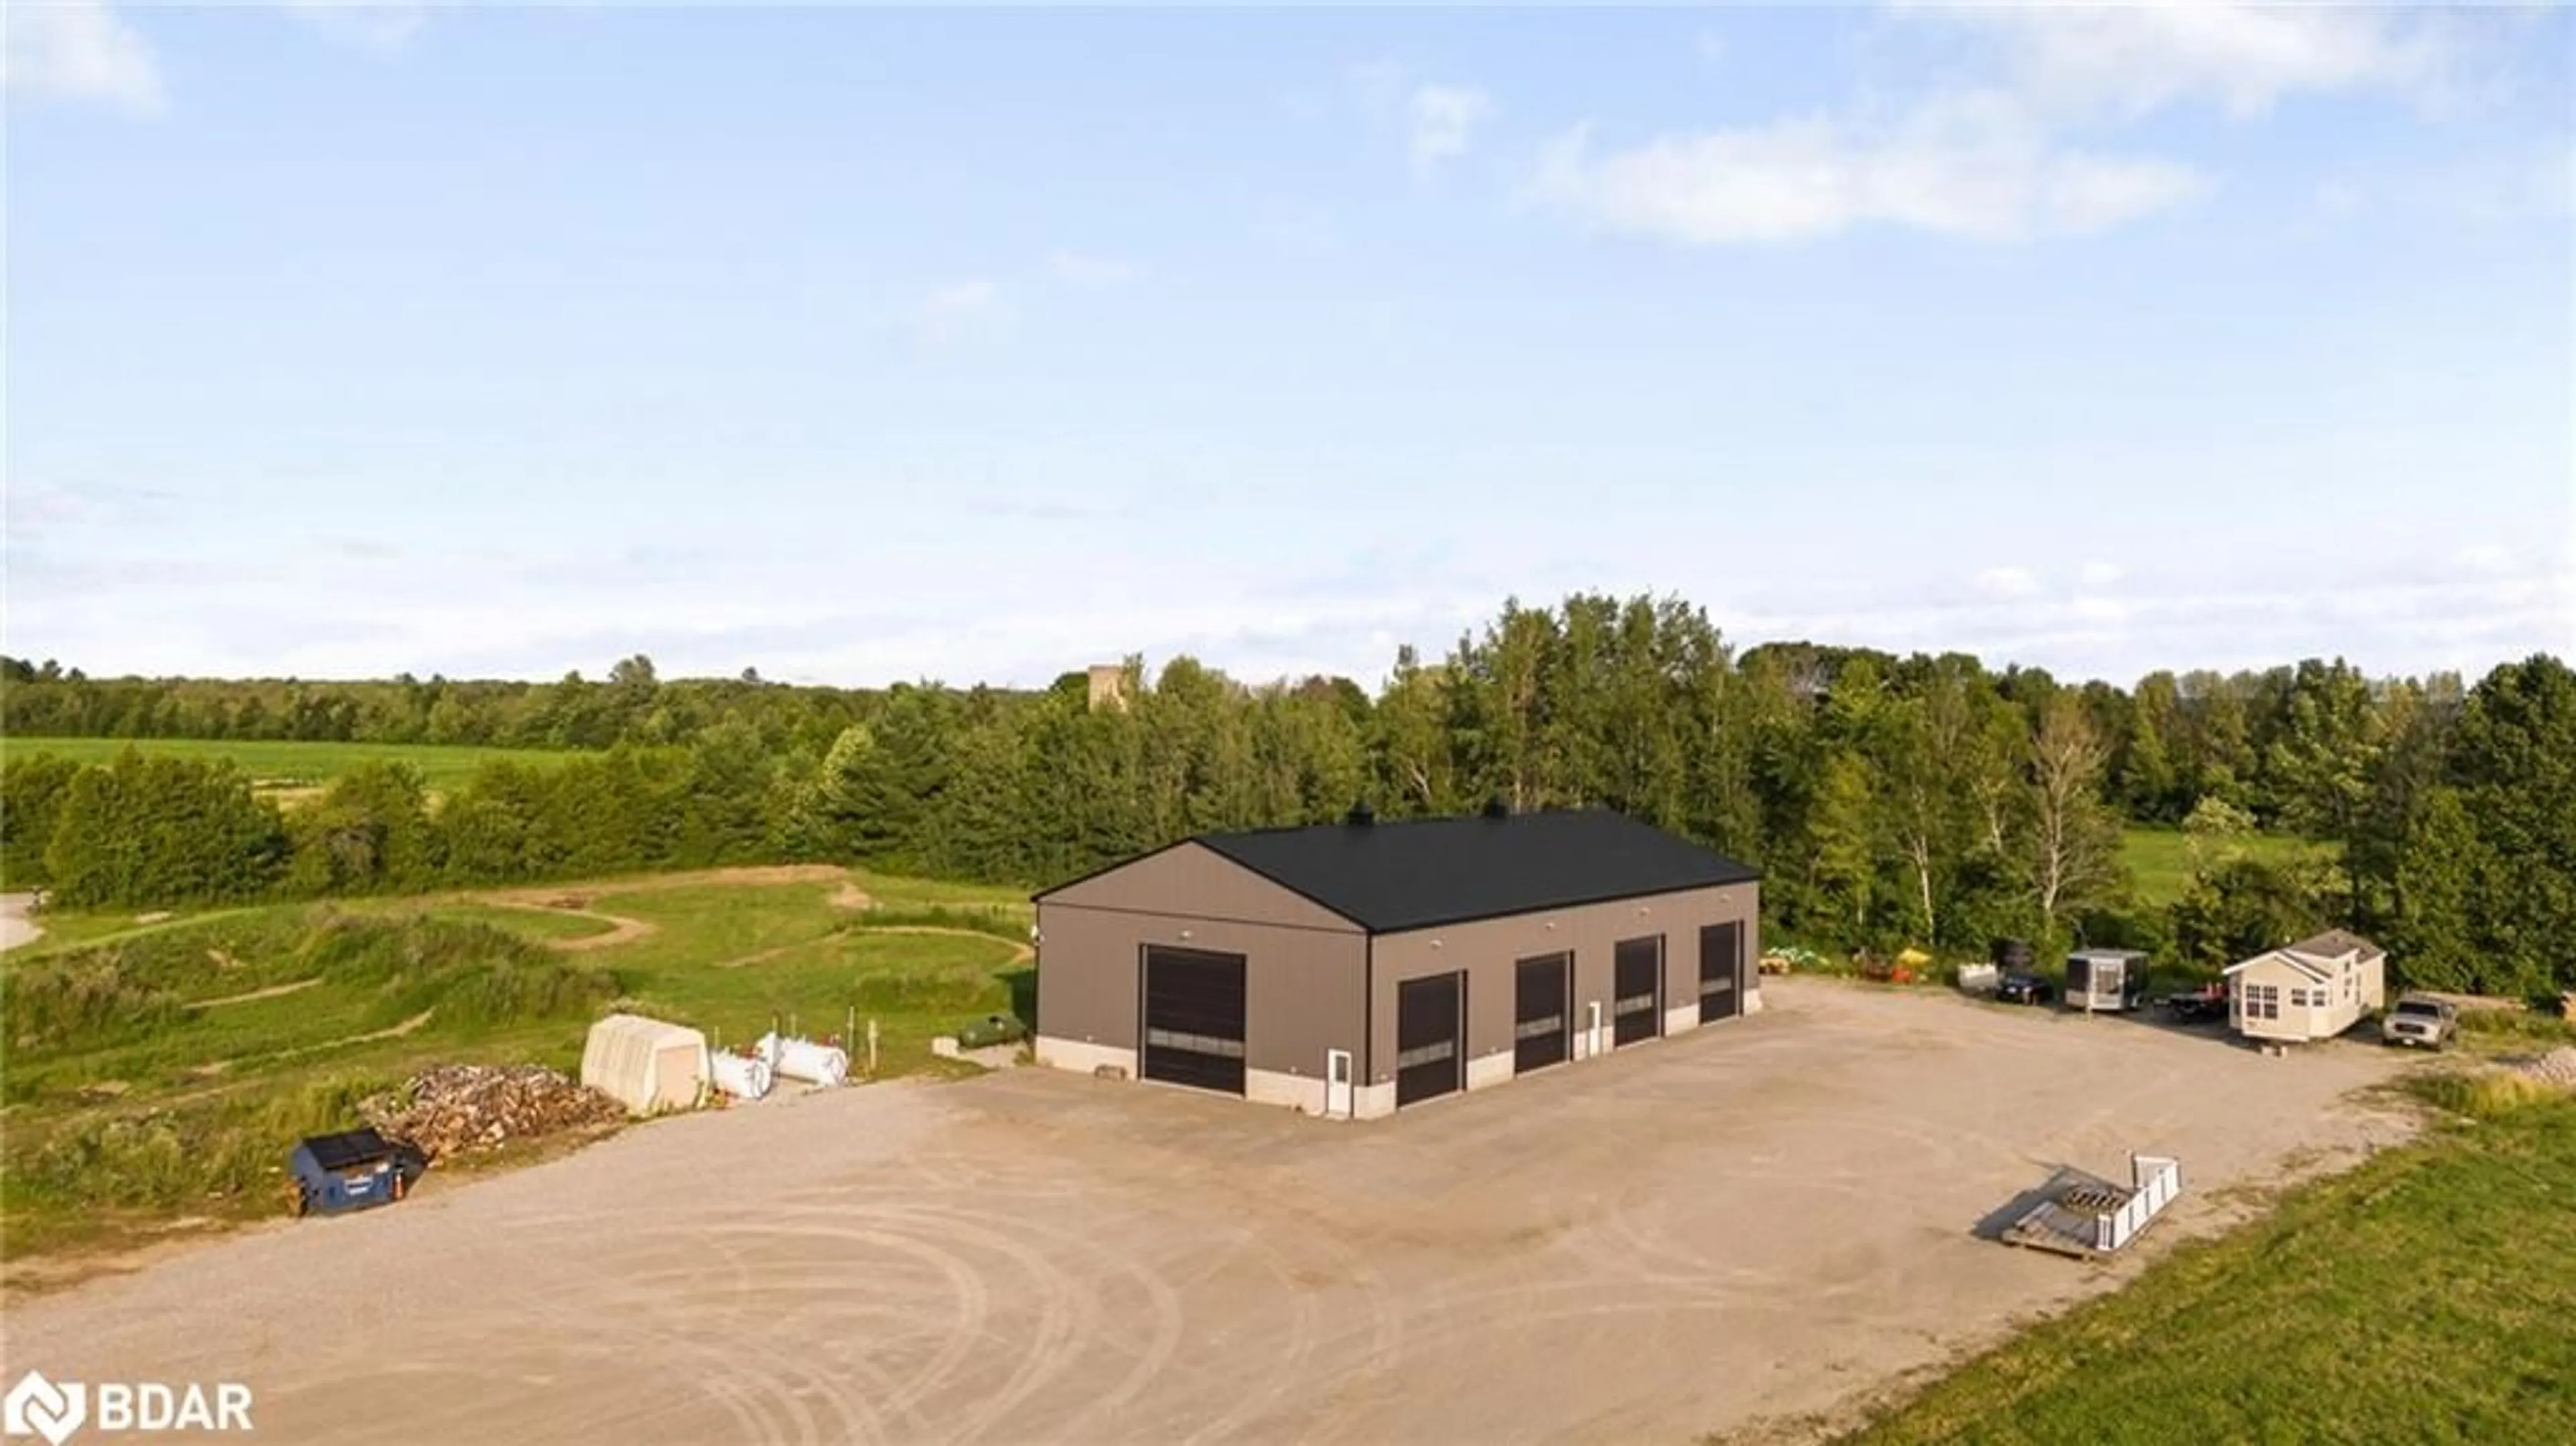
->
[1821,1091,2576,1446]
[0,866,1032,1270]
[2,736,588,790]
[2120,826,2337,907]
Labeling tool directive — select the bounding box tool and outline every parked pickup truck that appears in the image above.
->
[2381,995,2458,1050]
[2157,982,2229,1023]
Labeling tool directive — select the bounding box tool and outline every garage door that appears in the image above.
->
[1140,946,1247,1095]
[1699,922,1743,1022]
[1396,972,1464,1107]
[1513,953,1572,1074]
[1613,937,1662,1047]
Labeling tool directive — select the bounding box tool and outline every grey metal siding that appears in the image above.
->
[1036,905,1368,1076]
[1366,882,1761,1089]
[1038,840,1361,932]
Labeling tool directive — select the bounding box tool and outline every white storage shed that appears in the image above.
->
[582,1014,711,1115]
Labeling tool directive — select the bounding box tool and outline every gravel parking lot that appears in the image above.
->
[5,979,2416,1445]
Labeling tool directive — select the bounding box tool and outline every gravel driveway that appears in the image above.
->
[3,979,2414,1445]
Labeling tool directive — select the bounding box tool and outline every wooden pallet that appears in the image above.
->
[1999,1166,2129,1260]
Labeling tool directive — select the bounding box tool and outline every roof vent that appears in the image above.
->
[1345,801,1375,827]
[1482,796,1510,820]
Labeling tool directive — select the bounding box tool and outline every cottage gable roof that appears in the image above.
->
[2225,928,2385,982]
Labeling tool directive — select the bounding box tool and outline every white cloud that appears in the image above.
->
[276,1,425,59]
[1530,92,2206,244]
[3,0,162,113]
[1049,252,1141,287]
[1974,565,2041,599]
[1409,84,1492,169]
[914,280,1009,345]
[2079,561,2127,588]
[1915,4,2459,119]
[1528,4,2498,248]
[1346,58,1408,115]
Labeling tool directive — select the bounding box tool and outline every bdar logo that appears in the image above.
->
[1,1371,251,1443]
[3,1371,87,1446]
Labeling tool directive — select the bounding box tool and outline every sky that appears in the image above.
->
[6,3,2572,691]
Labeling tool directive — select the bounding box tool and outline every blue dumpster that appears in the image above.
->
[289,1128,405,1217]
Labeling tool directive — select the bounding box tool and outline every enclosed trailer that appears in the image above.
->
[2065,949,2151,1013]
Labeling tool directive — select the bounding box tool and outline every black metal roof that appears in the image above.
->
[298,1127,394,1172]
[1187,808,1759,934]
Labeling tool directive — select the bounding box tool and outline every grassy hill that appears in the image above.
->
[0,867,1032,1271]
[2119,826,2337,908]
[1,736,590,792]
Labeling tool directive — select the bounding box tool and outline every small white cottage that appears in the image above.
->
[2224,929,2387,1046]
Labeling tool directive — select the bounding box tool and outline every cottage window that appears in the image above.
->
[2244,984,2279,1021]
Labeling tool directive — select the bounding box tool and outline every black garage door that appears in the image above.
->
[1396,972,1464,1107]
[1613,937,1662,1047]
[1513,953,1572,1074]
[1140,946,1246,1095]
[1699,922,1743,1022]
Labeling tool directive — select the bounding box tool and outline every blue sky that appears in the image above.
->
[7,3,2571,688]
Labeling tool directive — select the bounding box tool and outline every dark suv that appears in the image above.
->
[1996,971,2055,1006]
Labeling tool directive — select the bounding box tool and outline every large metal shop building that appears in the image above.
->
[1030,805,1762,1119]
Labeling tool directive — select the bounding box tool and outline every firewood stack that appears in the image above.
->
[362,1063,625,1163]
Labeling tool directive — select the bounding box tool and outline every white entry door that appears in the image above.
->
[1324,1049,1354,1119]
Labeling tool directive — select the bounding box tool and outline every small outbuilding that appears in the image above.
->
[581,1013,711,1115]
[1031,806,1762,1120]
[2224,929,2387,1046]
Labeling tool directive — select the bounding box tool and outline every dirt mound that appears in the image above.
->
[2514,1047,2576,1089]
[364,1064,624,1162]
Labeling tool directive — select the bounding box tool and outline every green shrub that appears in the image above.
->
[1,955,188,1050]
[851,964,991,1013]
[2457,1008,2576,1044]
[6,1071,394,1219]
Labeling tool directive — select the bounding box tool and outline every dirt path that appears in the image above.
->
[203,1009,437,1077]
[710,940,816,970]
[859,924,1034,966]
[1,891,42,952]
[713,924,1030,971]
[480,898,656,952]
[474,865,860,954]
[191,978,322,1010]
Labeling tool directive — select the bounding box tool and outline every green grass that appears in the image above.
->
[337,899,617,942]
[849,866,1034,913]
[0,865,1030,1270]
[1817,1095,2576,1446]
[2120,826,2337,907]
[1,736,590,791]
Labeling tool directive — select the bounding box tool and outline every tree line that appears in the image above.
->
[4,596,2567,995]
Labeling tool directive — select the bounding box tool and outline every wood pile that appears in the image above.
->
[362,1063,624,1162]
